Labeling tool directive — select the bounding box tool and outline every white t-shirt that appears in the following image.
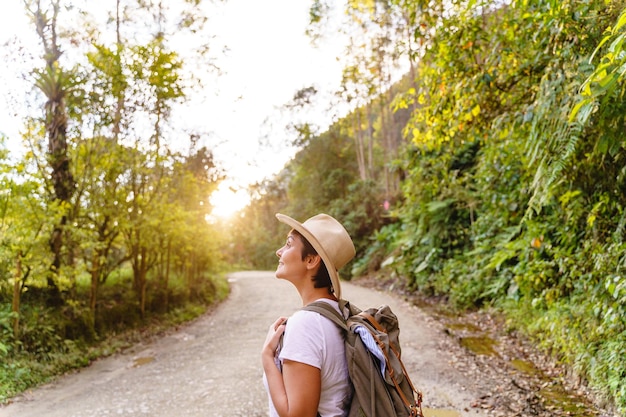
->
[264,299,351,417]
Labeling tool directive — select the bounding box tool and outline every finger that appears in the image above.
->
[272,317,288,330]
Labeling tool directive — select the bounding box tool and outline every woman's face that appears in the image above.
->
[275,233,307,279]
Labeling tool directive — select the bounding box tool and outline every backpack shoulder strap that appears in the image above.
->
[302,300,349,331]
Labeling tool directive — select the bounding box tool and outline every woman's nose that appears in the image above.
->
[275,247,282,258]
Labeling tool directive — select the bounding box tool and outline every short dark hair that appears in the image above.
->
[292,229,333,293]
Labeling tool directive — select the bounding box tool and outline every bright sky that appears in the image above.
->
[0,0,347,219]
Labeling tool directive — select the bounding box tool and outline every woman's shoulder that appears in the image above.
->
[288,301,342,334]
[293,299,340,320]
[289,308,322,325]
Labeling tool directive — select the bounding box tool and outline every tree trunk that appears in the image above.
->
[139,246,148,318]
[11,252,22,336]
[354,109,367,180]
[165,239,171,310]
[89,250,100,328]
[46,79,74,304]
[112,0,124,143]
[31,1,75,306]
[366,103,374,180]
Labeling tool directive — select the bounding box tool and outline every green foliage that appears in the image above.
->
[291,0,626,413]
[0,308,15,357]
[384,1,626,411]
[572,7,626,127]
[351,221,404,279]
[285,127,360,216]
[392,140,481,295]
[0,0,231,403]
[0,271,228,402]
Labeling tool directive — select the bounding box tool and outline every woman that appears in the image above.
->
[262,213,356,417]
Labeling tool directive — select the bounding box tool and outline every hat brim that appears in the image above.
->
[276,213,342,299]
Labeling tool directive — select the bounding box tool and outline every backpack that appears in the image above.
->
[303,300,424,417]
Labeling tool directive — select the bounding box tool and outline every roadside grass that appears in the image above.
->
[0,271,230,404]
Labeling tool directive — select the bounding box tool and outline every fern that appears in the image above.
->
[525,69,587,218]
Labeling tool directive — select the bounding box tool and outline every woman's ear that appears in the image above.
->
[305,254,322,272]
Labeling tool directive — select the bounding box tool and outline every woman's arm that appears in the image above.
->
[262,318,321,417]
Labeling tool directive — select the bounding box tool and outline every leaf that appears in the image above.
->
[558,190,581,207]
[578,101,595,124]
[598,72,618,89]
[608,33,626,56]
[569,100,585,122]
[608,282,617,298]
[531,237,543,249]
[597,135,609,154]
[569,99,593,124]
[590,34,613,63]
[427,199,454,213]
[414,259,429,273]
[615,10,626,32]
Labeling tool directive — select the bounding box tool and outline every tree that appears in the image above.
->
[74,0,217,318]
[309,0,414,195]
[0,144,53,337]
[27,0,77,305]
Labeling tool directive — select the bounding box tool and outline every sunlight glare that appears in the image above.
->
[209,182,249,220]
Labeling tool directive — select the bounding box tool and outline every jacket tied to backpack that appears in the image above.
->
[303,300,424,417]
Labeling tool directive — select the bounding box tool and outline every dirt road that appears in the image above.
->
[0,271,491,417]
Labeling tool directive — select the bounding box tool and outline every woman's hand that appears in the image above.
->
[263,316,288,357]
[262,316,321,417]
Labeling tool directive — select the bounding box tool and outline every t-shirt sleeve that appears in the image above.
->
[279,311,324,369]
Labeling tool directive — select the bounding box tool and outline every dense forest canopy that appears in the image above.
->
[1,0,625,414]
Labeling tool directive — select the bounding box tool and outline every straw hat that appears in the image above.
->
[276,213,355,300]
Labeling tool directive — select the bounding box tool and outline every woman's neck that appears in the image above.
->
[300,287,336,306]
